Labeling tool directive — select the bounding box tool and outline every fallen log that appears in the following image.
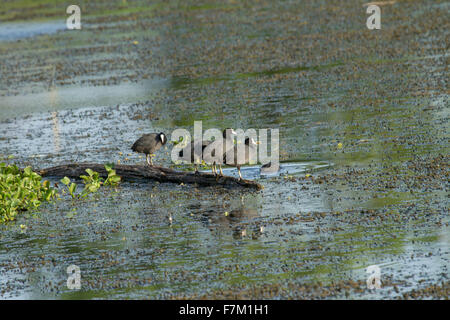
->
[39,163,263,190]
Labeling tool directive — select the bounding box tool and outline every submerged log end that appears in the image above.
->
[39,163,263,190]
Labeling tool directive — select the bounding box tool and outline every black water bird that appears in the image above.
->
[260,161,280,174]
[131,132,167,166]
[179,128,236,174]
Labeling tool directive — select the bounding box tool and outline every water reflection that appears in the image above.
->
[0,20,66,42]
[0,79,166,122]
[49,75,61,153]
[51,112,61,153]
[193,194,264,240]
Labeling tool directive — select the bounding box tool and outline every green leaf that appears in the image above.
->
[42,180,50,189]
[44,190,53,201]
[61,177,71,186]
[88,185,99,193]
[110,176,121,183]
[23,167,32,176]
[69,183,77,198]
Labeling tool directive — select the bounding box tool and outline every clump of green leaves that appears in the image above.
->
[61,165,121,199]
[104,164,121,187]
[171,136,184,146]
[80,168,102,196]
[1,163,121,224]
[0,163,57,223]
[60,176,78,199]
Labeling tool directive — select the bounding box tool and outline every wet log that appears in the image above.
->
[39,163,263,190]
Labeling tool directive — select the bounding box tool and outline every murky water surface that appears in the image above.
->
[0,20,66,42]
[0,1,448,299]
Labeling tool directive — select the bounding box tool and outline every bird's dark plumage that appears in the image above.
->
[131,132,167,166]
[178,128,236,174]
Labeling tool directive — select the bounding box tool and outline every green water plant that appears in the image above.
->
[80,168,102,197]
[0,162,57,223]
[64,165,121,199]
[103,164,121,187]
[60,176,77,199]
[171,136,184,146]
[1,163,121,223]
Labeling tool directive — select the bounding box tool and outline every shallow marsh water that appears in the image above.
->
[0,0,448,299]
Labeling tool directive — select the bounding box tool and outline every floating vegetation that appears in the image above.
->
[62,165,121,199]
[0,162,57,223]
[1,163,120,223]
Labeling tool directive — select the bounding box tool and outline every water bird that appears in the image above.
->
[131,132,167,166]
[203,128,236,176]
[223,137,257,180]
[260,161,280,174]
[179,128,236,174]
